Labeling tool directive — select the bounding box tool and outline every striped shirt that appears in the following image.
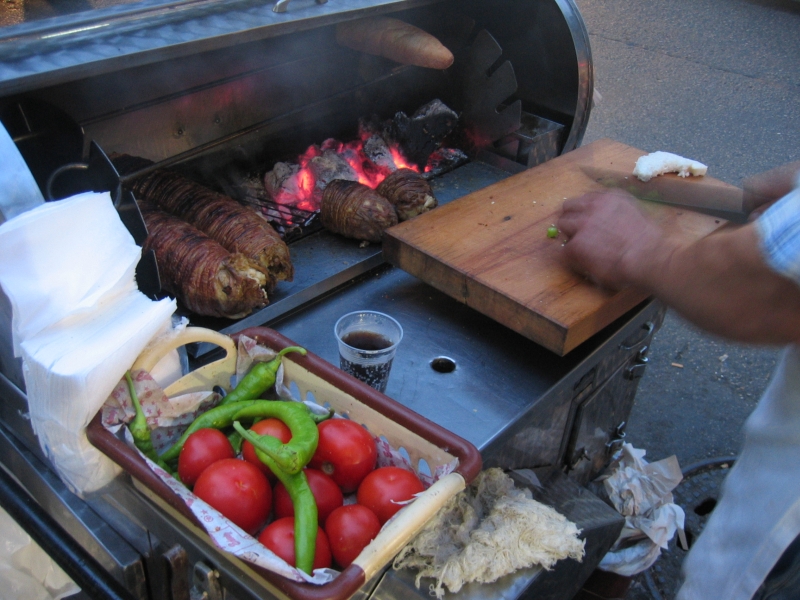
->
[755,172,800,285]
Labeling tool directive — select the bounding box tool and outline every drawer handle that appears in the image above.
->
[620,321,655,351]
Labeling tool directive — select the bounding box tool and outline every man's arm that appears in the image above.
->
[556,190,800,345]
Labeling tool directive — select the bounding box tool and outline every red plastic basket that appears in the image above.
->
[87,326,482,600]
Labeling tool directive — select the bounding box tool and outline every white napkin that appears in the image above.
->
[0,191,176,496]
[0,192,142,355]
[0,123,45,224]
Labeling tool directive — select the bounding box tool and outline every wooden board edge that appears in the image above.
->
[561,288,650,354]
[383,234,469,302]
[385,232,571,354]
[462,277,570,355]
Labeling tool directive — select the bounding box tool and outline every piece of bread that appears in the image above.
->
[633,151,708,182]
[335,17,454,70]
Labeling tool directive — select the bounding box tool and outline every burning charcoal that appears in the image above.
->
[362,134,398,173]
[424,147,470,178]
[384,99,460,169]
[264,161,302,203]
[376,168,437,221]
[321,179,398,243]
[239,174,269,204]
[309,148,359,199]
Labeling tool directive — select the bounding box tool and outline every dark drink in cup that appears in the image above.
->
[335,312,403,393]
[341,331,393,351]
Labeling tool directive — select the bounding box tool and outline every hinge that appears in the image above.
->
[605,421,628,452]
[190,561,223,600]
[624,346,650,380]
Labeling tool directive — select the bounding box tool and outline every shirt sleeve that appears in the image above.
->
[755,172,800,286]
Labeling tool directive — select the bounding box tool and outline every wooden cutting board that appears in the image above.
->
[382,138,732,355]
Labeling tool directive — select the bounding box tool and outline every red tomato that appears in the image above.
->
[258,516,332,571]
[178,428,236,486]
[242,418,292,481]
[324,504,381,569]
[193,458,271,535]
[356,466,424,524]
[309,419,377,493]
[273,468,344,526]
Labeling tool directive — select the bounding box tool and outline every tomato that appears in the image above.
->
[309,419,377,493]
[241,418,292,481]
[356,466,424,524]
[273,468,344,526]
[192,458,272,535]
[324,504,381,569]
[258,516,332,571]
[178,428,236,486]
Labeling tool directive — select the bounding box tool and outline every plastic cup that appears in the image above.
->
[334,311,403,393]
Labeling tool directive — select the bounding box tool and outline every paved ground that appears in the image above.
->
[572,0,800,596]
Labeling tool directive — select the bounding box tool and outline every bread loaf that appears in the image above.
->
[336,17,454,70]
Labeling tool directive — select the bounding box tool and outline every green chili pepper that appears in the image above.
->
[220,346,307,405]
[234,422,318,575]
[227,429,244,455]
[230,401,320,474]
[125,371,171,472]
[311,410,334,425]
[159,400,260,464]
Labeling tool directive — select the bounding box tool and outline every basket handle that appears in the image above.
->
[352,472,466,581]
[132,327,237,396]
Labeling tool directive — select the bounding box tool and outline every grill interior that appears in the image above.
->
[1,0,592,352]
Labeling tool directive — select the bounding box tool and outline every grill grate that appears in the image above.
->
[240,194,323,244]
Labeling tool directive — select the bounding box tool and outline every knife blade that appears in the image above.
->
[580,165,749,223]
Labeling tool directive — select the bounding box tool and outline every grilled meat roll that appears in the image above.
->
[376,168,437,221]
[113,155,293,291]
[139,202,268,319]
[321,179,398,243]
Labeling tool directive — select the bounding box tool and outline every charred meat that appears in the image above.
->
[115,155,293,291]
[321,179,398,243]
[139,203,268,319]
[376,168,438,221]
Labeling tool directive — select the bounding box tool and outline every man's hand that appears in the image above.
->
[556,186,800,344]
[557,190,675,290]
[744,160,800,221]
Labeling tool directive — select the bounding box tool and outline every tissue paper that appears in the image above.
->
[597,443,685,576]
[0,192,142,354]
[0,191,175,495]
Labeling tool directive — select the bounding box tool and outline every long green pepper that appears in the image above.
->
[159,400,260,464]
[125,371,171,472]
[220,346,307,405]
[234,422,318,575]
[230,401,323,474]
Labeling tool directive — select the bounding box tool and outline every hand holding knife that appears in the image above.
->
[579,165,756,223]
[559,157,800,345]
[578,159,800,224]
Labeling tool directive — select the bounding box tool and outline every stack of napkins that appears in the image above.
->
[0,191,176,496]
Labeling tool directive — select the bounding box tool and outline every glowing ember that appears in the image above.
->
[259,97,468,233]
[390,147,417,171]
[266,135,422,214]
